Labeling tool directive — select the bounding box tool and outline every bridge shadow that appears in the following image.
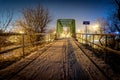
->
[82,43,120,74]
[66,39,89,80]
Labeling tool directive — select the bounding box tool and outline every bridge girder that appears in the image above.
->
[56,19,76,38]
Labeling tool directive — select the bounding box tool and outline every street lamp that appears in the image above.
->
[83,21,90,44]
[93,24,99,34]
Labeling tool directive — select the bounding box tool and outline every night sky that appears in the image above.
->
[0,0,115,30]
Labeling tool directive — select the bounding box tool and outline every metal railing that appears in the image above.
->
[0,32,55,61]
[76,33,120,55]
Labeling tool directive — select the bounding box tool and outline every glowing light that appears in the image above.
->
[61,33,65,38]
[66,33,71,38]
[8,36,19,43]
[53,31,56,34]
[115,31,119,34]
[63,27,68,32]
[19,31,24,34]
[77,29,80,33]
[93,24,99,31]
[60,32,71,38]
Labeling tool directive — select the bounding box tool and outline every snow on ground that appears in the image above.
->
[76,40,120,80]
[0,38,107,80]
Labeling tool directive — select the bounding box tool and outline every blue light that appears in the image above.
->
[115,31,119,34]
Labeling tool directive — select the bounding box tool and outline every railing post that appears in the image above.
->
[89,35,91,46]
[92,34,95,55]
[105,35,108,62]
[49,34,51,42]
[79,34,81,42]
[47,34,50,43]
[85,25,87,44]
[22,34,25,58]
[82,34,83,44]
[86,34,88,45]
[105,35,108,47]
[86,34,87,45]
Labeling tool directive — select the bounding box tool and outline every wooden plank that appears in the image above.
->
[0,39,108,80]
[0,43,53,80]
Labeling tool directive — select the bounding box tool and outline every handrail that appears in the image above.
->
[0,45,22,54]
[76,33,120,36]
[0,32,46,36]
[0,33,55,56]
[77,33,120,55]
[80,38,120,55]
[0,41,42,54]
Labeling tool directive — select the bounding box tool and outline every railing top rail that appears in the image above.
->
[0,33,21,36]
[78,34,120,55]
[76,33,120,36]
[0,32,48,36]
[0,32,55,54]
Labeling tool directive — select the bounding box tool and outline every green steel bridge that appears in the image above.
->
[56,19,76,38]
[0,19,120,80]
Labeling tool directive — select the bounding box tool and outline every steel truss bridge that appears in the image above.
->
[0,19,120,80]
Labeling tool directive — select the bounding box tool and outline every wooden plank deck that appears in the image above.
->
[0,39,107,80]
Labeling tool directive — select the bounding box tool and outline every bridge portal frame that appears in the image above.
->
[56,19,76,38]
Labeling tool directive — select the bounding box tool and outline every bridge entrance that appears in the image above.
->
[56,19,76,39]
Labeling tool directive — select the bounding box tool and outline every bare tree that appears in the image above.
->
[15,4,52,42]
[0,10,13,33]
[0,10,13,50]
[115,0,120,20]
[108,0,120,33]
[96,18,109,34]
[108,12,119,32]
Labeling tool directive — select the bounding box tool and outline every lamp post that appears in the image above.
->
[83,21,90,44]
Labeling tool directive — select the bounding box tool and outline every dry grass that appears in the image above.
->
[0,42,47,70]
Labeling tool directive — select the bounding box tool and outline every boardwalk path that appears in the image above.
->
[0,39,107,80]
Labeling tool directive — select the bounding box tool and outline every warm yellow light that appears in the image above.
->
[77,29,80,33]
[61,33,65,38]
[66,33,71,38]
[93,24,99,31]
[53,31,56,34]
[60,32,71,38]
[8,36,18,43]
[19,31,24,34]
